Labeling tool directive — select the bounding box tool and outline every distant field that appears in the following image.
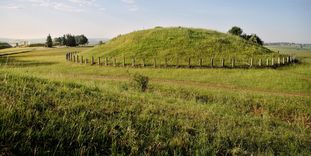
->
[266,45,311,57]
[0,47,310,155]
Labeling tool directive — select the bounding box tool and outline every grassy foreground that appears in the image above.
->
[0,47,310,155]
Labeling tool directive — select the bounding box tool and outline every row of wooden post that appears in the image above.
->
[66,52,296,68]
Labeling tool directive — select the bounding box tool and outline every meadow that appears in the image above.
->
[0,46,310,155]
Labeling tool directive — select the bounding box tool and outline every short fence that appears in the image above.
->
[65,52,297,69]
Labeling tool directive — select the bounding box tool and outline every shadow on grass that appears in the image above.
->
[0,57,58,68]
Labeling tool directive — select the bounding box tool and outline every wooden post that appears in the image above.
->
[98,57,101,65]
[266,58,269,66]
[188,58,191,68]
[153,58,156,68]
[123,57,125,67]
[211,58,214,68]
[105,57,108,66]
[142,59,145,67]
[271,58,274,66]
[73,55,76,63]
[113,58,116,67]
[81,56,84,64]
[231,58,235,68]
[259,59,262,67]
[132,58,135,67]
[282,57,285,65]
[221,58,225,67]
[277,57,280,65]
[77,55,80,63]
[85,58,88,64]
[286,57,289,64]
[165,58,168,68]
[250,58,253,67]
[91,56,94,65]
[199,58,203,67]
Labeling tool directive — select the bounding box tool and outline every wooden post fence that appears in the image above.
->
[105,57,108,66]
[221,58,225,67]
[258,59,262,67]
[81,56,84,64]
[266,58,269,66]
[142,59,145,67]
[272,58,274,66]
[91,56,94,65]
[199,58,203,67]
[98,57,101,65]
[231,58,235,68]
[123,57,125,67]
[282,57,285,65]
[113,58,116,67]
[211,58,214,68]
[153,58,157,68]
[250,58,253,67]
[132,58,135,67]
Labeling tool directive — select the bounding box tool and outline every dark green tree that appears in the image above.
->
[79,35,89,45]
[61,35,67,46]
[65,34,77,47]
[228,26,243,36]
[53,37,62,46]
[248,34,264,45]
[46,34,53,48]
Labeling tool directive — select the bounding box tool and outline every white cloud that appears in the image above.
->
[121,0,138,11]
[53,2,84,12]
[67,0,96,6]
[0,4,24,10]
[20,0,98,12]
[121,0,135,4]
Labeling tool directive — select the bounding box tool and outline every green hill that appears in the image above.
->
[0,42,12,50]
[82,27,278,61]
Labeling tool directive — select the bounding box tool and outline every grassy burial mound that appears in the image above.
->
[81,27,283,66]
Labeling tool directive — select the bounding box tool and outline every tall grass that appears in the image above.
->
[0,47,310,155]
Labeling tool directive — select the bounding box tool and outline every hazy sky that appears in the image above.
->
[0,0,310,43]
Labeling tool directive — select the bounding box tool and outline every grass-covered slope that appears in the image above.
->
[0,42,12,50]
[82,27,276,59]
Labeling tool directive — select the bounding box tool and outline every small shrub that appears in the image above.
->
[195,95,209,104]
[130,73,149,92]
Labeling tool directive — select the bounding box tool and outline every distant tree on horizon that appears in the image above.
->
[75,35,89,46]
[248,34,264,45]
[65,34,77,47]
[228,26,264,46]
[46,34,53,48]
[53,34,89,47]
[228,26,243,36]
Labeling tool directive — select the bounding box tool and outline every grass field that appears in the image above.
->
[0,46,310,155]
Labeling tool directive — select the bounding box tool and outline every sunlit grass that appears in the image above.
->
[0,46,310,155]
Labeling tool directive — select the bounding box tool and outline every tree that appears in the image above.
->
[228,26,243,36]
[46,34,53,48]
[79,35,89,45]
[248,34,264,45]
[53,37,62,46]
[65,34,77,47]
[61,35,67,46]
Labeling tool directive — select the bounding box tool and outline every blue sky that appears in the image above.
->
[0,0,310,43]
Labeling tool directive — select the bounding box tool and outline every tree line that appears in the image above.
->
[228,26,263,45]
[46,34,88,47]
